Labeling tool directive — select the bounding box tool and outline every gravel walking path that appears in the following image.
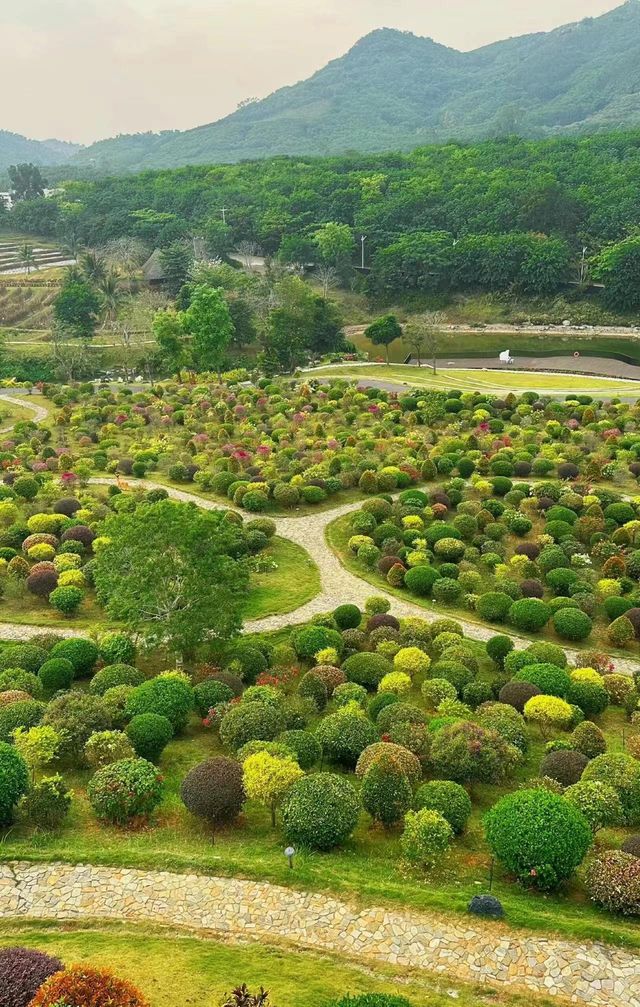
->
[1,860,639,1007]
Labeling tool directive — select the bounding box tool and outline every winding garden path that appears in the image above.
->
[1,860,639,1007]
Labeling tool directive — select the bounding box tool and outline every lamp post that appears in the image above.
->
[284,846,295,869]
[360,235,366,270]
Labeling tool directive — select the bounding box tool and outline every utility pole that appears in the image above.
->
[220,207,229,225]
[360,235,366,270]
[580,246,588,285]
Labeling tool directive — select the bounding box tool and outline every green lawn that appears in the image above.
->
[0,923,558,1007]
[304,364,640,396]
[243,536,320,620]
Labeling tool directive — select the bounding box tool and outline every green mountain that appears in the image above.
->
[24,1,640,173]
[0,131,80,173]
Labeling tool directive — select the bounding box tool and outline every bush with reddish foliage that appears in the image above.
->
[0,946,63,1007]
[29,964,149,1007]
[585,850,640,915]
[540,749,589,786]
[498,681,541,713]
[60,525,95,548]
[367,613,400,632]
[26,570,58,597]
[520,579,544,598]
[180,756,245,833]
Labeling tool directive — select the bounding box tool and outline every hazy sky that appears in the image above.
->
[2,0,623,144]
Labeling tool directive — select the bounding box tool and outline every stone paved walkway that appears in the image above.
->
[0,860,638,1007]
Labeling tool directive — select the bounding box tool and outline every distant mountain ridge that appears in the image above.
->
[5,1,640,175]
[0,131,80,174]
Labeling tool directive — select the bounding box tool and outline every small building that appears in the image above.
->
[142,249,166,286]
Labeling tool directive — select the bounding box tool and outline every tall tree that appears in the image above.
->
[8,163,46,201]
[160,242,194,297]
[93,499,249,659]
[364,314,402,364]
[404,310,445,372]
[152,309,189,376]
[313,222,355,277]
[18,244,36,275]
[183,285,235,378]
[53,278,101,341]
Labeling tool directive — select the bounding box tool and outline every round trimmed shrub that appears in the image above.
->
[333,604,361,629]
[87,757,163,825]
[414,780,472,834]
[342,652,392,689]
[0,946,63,1007]
[484,788,592,889]
[90,663,144,696]
[393,646,431,677]
[38,658,74,695]
[514,663,570,698]
[49,638,99,676]
[540,749,588,786]
[430,721,517,783]
[566,677,608,717]
[565,780,623,832]
[523,694,574,732]
[486,635,514,668]
[98,632,136,666]
[292,625,343,661]
[400,808,453,866]
[570,720,607,759]
[281,773,360,850]
[29,964,149,1007]
[356,742,421,786]
[582,753,640,825]
[278,729,322,770]
[585,850,640,915]
[180,756,245,831]
[508,598,551,632]
[126,713,174,762]
[0,700,45,743]
[316,712,378,768]
[498,680,541,713]
[377,703,426,733]
[475,702,528,752]
[84,730,135,769]
[361,754,413,825]
[0,742,28,825]
[0,644,48,675]
[219,702,284,751]
[404,565,440,596]
[298,672,328,711]
[333,682,368,709]
[308,665,346,697]
[477,592,513,623]
[552,608,593,642]
[193,679,234,717]
[43,692,111,759]
[48,585,84,615]
[125,675,194,732]
[621,835,640,857]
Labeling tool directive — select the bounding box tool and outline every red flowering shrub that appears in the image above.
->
[29,964,149,1007]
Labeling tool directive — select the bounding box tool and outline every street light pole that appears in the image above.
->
[360,235,366,270]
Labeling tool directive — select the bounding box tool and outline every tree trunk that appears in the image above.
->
[433,355,437,375]
[271,803,276,828]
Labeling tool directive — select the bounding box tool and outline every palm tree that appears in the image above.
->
[79,250,106,285]
[98,269,124,326]
[19,244,36,274]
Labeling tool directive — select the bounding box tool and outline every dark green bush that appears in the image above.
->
[38,658,74,695]
[49,638,99,676]
[88,757,163,824]
[90,664,144,696]
[281,773,360,850]
[414,780,472,834]
[0,741,29,825]
[316,712,378,768]
[126,713,173,762]
[342,652,392,689]
[125,675,194,732]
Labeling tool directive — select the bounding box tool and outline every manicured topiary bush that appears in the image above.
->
[43,692,111,759]
[486,634,514,668]
[49,638,99,676]
[570,720,607,759]
[404,565,440,596]
[85,730,135,769]
[400,808,453,866]
[356,742,421,786]
[291,626,343,661]
[566,677,608,717]
[342,652,392,689]
[414,780,472,834]
[508,598,551,632]
[278,729,322,770]
[193,679,234,717]
[316,712,378,768]
[361,754,413,825]
[582,753,640,825]
[126,713,174,762]
[90,664,144,696]
[180,756,245,832]
[498,680,541,713]
[125,674,194,732]
[552,608,593,641]
[514,663,570,698]
[484,788,592,889]
[0,946,63,1007]
[540,749,589,786]
[475,702,528,752]
[0,742,29,826]
[298,671,328,711]
[476,592,513,623]
[219,702,284,751]
[564,780,623,832]
[88,757,163,825]
[29,965,149,1007]
[585,850,640,916]
[430,721,517,784]
[38,658,74,695]
[0,699,45,743]
[98,632,136,666]
[0,645,48,675]
[333,604,362,629]
[281,773,360,850]
[523,694,574,733]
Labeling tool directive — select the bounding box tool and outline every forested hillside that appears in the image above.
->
[67,1,640,172]
[0,131,79,171]
[6,131,640,309]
